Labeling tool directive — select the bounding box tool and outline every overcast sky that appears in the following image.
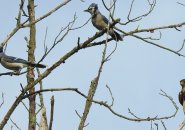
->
[0,0,185,130]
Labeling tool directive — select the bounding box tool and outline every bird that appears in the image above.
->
[84,3,123,41]
[0,47,46,74]
[179,79,185,106]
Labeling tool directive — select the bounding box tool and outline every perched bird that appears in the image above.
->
[179,79,185,106]
[0,47,46,74]
[84,3,123,41]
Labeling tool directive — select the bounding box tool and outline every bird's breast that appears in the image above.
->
[92,15,108,30]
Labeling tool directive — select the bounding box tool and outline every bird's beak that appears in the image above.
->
[84,9,89,12]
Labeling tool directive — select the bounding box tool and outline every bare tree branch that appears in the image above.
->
[178,119,185,130]
[155,123,159,130]
[37,68,49,130]
[0,0,27,48]
[49,96,54,130]
[78,78,98,130]
[20,87,178,123]
[0,0,71,48]
[71,17,91,30]
[23,0,72,27]
[27,1,37,129]
[120,0,156,25]
[114,27,185,56]
[38,14,77,64]
[106,85,114,107]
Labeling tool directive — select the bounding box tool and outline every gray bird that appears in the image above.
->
[179,79,185,106]
[0,47,46,74]
[84,3,123,41]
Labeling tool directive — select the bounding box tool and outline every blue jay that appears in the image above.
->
[84,3,123,41]
[0,47,46,74]
[179,79,185,106]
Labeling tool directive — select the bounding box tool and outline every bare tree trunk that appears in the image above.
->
[27,0,36,130]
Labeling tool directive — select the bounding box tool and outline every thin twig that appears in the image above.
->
[71,17,91,30]
[177,39,185,52]
[106,85,114,107]
[10,118,21,130]
[43,27,48,53]
[161,120,167,130]
[21,101,29,112]
[0,93,4,109]
[177,2,185,6]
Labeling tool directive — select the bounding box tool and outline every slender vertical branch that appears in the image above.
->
[49,96,54,130]
[27,0,36,130]
[39,107,49,130]
[0,93,4,109]
[37,68,49,130]
[37,68,45,108]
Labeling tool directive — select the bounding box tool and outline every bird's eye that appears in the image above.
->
[88,7,94,10]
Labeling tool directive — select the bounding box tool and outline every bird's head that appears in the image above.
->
[180,79,185,87]
[84,3,98,15]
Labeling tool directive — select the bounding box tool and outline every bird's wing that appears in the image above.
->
[101,14,109,24]
[2,55,28,64]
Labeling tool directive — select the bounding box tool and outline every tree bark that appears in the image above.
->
[27,0,36,130]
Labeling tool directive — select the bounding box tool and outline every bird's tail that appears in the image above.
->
[110,30,123,41]
[27,62,46,68]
